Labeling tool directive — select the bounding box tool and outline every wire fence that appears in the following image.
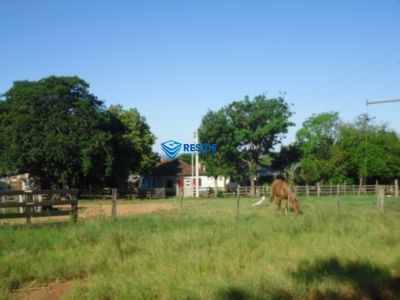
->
[77,180,399,200]
[219,182,399,198]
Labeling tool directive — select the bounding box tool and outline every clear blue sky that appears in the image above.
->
[1,0,399,153]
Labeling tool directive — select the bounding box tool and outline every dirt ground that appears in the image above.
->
[79,202,175,218]
[14,281,75,300]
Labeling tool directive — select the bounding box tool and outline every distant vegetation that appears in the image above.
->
[1,77,399,189]
[295,112,400,185]
[198,97,400,188]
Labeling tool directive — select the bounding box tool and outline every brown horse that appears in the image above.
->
[270,179,301,213]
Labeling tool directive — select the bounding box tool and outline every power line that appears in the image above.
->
[296,60,400,109]
[298,49,400,99]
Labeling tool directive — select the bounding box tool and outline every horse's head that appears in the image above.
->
[290,192,302,213]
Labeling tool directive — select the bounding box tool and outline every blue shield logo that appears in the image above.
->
[161,140,182,160]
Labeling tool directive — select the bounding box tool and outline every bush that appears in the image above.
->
[216,191,225,198]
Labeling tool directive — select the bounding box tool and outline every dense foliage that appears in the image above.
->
[1,76,398,188]
[199,95,294,193]
[0,76,156,188]
[294,112,400,184]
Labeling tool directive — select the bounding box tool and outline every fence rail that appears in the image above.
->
[0,189,79,224]
[216,182,399,198]
[79,188,168,200]
[70,180,399,200]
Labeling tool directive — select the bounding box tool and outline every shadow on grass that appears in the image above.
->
[292,257,400,299]
[216,287,256,300]
[216,286,293,300]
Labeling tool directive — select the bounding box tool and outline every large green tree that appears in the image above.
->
[199,108,241,192]
[199,95,294,194]
[337,115,400,186]
[0,76,154,188]
[296,112,344,183]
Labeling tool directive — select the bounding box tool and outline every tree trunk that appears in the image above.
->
[358,176,363,196]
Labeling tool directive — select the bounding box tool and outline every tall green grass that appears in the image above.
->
[1,196,400,299]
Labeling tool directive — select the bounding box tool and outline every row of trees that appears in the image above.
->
[1,76,399,190]
[199,97,400,194]
[294,112,400,185]
[0,76,157,188]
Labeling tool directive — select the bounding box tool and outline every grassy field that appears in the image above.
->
[1,195,400,299]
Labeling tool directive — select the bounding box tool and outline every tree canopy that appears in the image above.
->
[296,112,341,183]
[0,76,156,188]
[199,95,294,193]
[337,115,400,185]
[292,112,400,184]
[108,105,158,175]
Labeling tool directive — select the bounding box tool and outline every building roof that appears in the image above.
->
[152,159,206,177]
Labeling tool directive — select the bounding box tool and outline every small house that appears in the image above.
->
[139,159,228,197]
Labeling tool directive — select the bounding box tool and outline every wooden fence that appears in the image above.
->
[0,189,79,224]
[218,180,399,198]
[79,188,167,200]
[76,180,399,199]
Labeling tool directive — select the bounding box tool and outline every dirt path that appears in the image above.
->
[79,203,175,218]
[14,281,75,300]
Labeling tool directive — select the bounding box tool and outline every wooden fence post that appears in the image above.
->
[236,185,240,221]
[1,195,5,214]
[336,184,340,208]
[317,182,320,198]
[306,184,309,197]
[330,183,332,196]
[112,188,117,220]
[377,186,384,212]
[37,194,43,213]
[19,194,24,214]
[26,204,32,225]
[71,192,78,223]
[25,191,32,224]
[344,182,347,196]
[287,184,291,214]
[395,179,398,198]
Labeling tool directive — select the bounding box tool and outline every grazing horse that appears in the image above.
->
[270,179,301,213]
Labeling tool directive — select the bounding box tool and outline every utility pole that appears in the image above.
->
[191,145,194,197]
[366,99,400,106]
[195,129,200,198]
